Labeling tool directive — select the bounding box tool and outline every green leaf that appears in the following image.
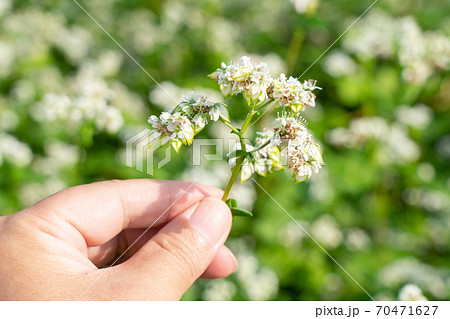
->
[225,198,253,217]
[226,198,237,208]
[231,207,253,217]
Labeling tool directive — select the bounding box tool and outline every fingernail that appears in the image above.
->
[190,197,231,248]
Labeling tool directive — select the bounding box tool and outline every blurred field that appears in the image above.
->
[0,0,449,301]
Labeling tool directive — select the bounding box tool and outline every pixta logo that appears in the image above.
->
[125,128,171,175]
[126,131,286,175]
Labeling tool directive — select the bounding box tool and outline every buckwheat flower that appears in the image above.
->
[192,113,207,133]
[232,56,254,81]
[148,91,229,151]
[0,133,33,167]
[253,129,283,176]
[203,279,237,301]
[286,137,323,182]
[289,0,319,14]
[274,113,323,182]
[179,90,204,113]
[227,129,284,183]
[180,90,229,123]
[209,56,272,106]
[322,50,358,78]
[240,157,255,183]
[54,25,91,64]
[343,9,397,60]
[398,284,427,301]
[243,80,270,107]
[177,115,195,144]
[311,215,343,249]
[208,62,236,97]
[394,104,433,130]
[147,112,172,147]
[269,74,321,113]
[97,106,124,134]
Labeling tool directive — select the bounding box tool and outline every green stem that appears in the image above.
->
[254,99,275,112]
[221,110,256,202]
[219,118,240,135]
[252,139,270,152]
[221,155,245,201]
[219,118,246,151]
[240,110,255,135]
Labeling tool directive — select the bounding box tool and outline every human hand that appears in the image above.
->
[0,179,235,300]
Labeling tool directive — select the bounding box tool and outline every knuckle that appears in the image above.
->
[152,228,208,279]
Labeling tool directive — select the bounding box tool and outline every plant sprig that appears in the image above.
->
[147,56,324,217]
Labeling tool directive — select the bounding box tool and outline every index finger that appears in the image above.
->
[30,179,223,247]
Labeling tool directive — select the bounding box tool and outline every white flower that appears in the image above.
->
[193,113,207,133]
[269,74,321,112]
[209,56,320,111]
[178,116,194,144]
[209,56,272,106]
[343,10,450,85]
[253,129,284,175]
[311,215,343,249]
[148,91,229,151]
[231,113,322,184]
[273,113,323,182]
[148,112,176,147]
[327,116,420,165]
[289,0,319,14]
[229,239,279,301]
[203,279,236,301]
[240,158,255,183]
[322,50,358,78]
[345,228,371,251]
[97,106,124,133]
[394,104,433,129]
[180,90,202,113]
[398,284,427,301]
[0,133,33,168]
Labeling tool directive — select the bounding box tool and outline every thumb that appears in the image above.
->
[116,197,232,300]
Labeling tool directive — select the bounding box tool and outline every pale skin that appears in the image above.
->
[0,179,236,300]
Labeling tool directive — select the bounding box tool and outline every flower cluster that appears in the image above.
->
[231,130,284,183]
[232,113,323,183]
[343,9,450,84]
[327,115,421,165]
[269,74,321,112]
[208,56,272,106]
[273,113,323,182]
[398,284,427,301]
[0,133,33,168]
[32,68,124,134]
[209,56,321,111]
[253,130,284,177]
[148,91,229,152]
[149,57,322,187]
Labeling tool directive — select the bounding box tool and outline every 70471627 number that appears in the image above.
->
[376,306,438,316]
